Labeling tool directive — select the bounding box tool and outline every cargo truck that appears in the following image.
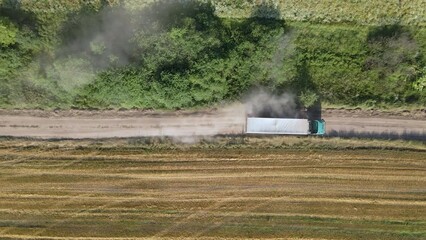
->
[245,117,326,135]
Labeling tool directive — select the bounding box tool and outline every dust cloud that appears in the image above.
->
[245,89,302,118]
[60,7,135,69]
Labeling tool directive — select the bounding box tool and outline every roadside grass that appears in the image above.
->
[0,135,424,152]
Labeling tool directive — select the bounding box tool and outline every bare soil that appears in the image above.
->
[322,108,426,120]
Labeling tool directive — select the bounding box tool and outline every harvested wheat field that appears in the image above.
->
[0,137,425,240]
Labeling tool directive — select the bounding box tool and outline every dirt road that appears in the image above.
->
[0,105,425,140]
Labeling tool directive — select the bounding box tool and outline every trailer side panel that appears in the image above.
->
[246,118,310,135]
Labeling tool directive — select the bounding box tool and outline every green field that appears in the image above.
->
[1,138,425,239]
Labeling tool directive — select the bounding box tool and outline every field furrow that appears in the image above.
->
[0,140,425,239]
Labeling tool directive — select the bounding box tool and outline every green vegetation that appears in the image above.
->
[0,0,425,109]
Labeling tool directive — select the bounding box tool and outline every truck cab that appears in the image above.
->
[310,119,326,135]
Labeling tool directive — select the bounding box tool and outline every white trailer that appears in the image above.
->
[245,117,325,135]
